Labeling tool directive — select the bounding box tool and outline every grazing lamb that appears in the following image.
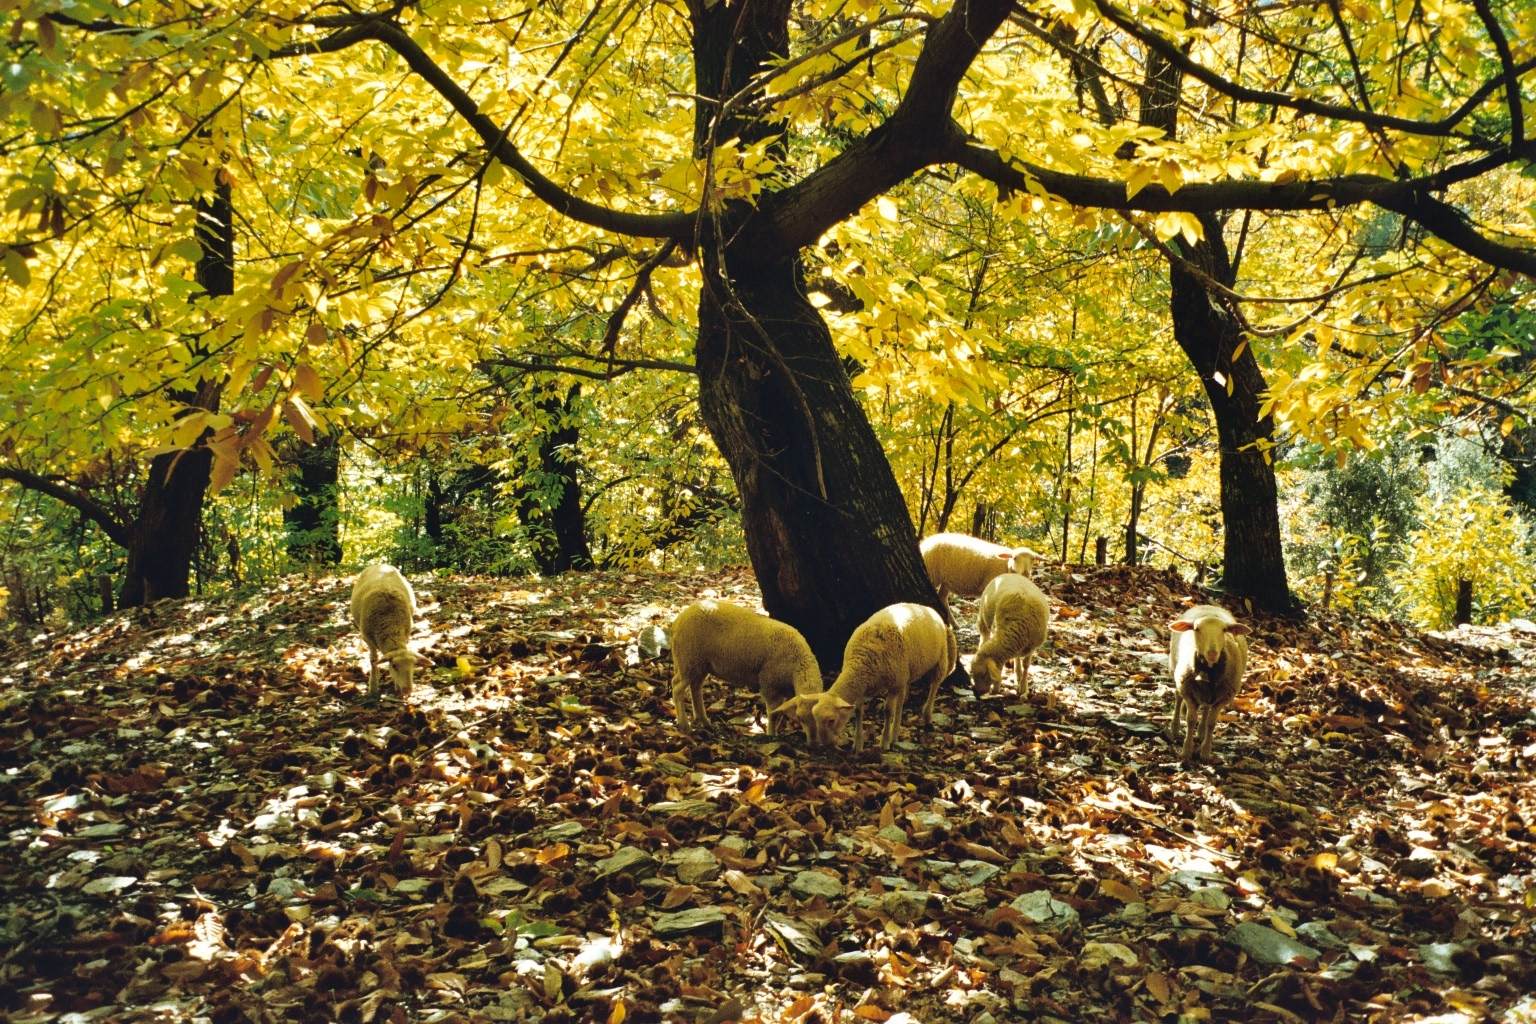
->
[972,572,1052,698]
[669,599,823,740]
[779,603,956,753]
[350,564,420,698]
[1167,604,1250,763]
[920,533,1044,622]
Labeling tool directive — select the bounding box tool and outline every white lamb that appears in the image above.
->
[779,603,956,752]
[350,564,420,698]
[972,572,1051,698]
[669,599,823,740]
[920,532,1044,621]
[1167,604,1250,763]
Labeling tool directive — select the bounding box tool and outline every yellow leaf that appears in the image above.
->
[305,323,328,348]
[1099,878,1143,903]
[1144,971,1172,1004]
[536,843,570,865]
[208,453,239,493]
[608,1000,626,1024]
[282,398,316,444]
[293,363,324,402]
[745,778,767,803]
[876,197,898,222]
[1157,158,1184,194]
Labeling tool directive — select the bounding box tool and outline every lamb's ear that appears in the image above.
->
[773,697,806,719]
[1225,623,1251,636]
[1169,620,1194,632]
[834,696,855,709]
[994,551,1013,560]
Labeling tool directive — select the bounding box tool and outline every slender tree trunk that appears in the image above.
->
[1168,215,1293,612]
[284,432,342,565]
[694,254,940,667]
[540,384,594,572]
[119,179,234,606]
[1139,51,1293,613]
[517,384,593,575]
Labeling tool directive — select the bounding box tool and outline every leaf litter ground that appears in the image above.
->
[1,565,1534,1024]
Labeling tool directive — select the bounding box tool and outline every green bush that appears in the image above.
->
[1392,485,1536,628]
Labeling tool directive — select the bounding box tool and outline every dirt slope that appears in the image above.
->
[0,565,1532,1024]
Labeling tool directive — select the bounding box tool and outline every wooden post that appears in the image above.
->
[1454,579,1473,626]
[97,575,115,615]
[1323,571,1335,611]
[1095,536,1107,565]
[1196,562,1208,586]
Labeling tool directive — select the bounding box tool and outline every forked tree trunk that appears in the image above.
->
[1169,214,1293,613]
[694,253,940,667]
[119,179,234,606]
[687,0,942,666]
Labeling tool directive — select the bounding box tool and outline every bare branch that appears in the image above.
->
[0,467,132,547]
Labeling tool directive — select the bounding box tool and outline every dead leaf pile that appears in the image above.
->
[0,564,1531,1024]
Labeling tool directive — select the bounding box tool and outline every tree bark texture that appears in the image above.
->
[119,179,234,606]
[694,253,941,667]
[1168,215,1293,613]
[284,432,343,565]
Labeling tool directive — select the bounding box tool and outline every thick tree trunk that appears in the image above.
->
[1168,215,1294,613]
[686,0,942,666]
[119,180,234,606]
[694,253,941,667]
[283,432,342,565]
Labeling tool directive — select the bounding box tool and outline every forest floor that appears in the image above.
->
[0,565,1534,1024]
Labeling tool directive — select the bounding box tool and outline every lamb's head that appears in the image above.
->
[1169,613,1249,668]
[998,547,1044,575]
[381,647,419,695]
[970,652,1003,697]
[772,694,822,746]
[810,692,857,749]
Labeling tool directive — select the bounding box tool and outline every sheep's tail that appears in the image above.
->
[977,600,1046,664]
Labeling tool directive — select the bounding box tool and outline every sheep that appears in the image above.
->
[350,564,421,698]
[920,533,1045,622]
[778,603,956,753]
[971,572,1051,698]
[1166,604,1250,763]
[669,599,823,741]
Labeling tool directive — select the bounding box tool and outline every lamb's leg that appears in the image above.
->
[938,584,955,626]
[919,667,944,728]
[884,683,908,749]
[1180,701,1199,762]
[367,640,380,698]
[1168,690,1184,746]
[1200,703,1219,761]
[671,668,699,734]
[852,703,866,754]
[690,672,712,731]
[1017,653,1033,699]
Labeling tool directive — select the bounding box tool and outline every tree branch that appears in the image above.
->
[1090,0,1536,140]
[478,354,698,380]
[271,19,694,238]
[750,0,1016,254]
[599,240,679,360]
[0,468,132,547]
[1471,0,1525,146]
[948,136,1536,276]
